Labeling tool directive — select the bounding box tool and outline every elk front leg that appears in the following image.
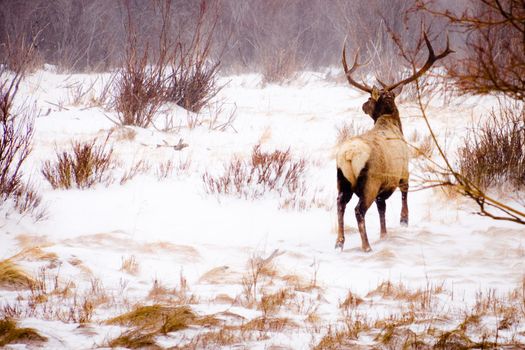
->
[400,179,409,226]
[336,169,352,250]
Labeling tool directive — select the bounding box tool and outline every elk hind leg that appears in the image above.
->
[336,168,353,250]
[399,179,409,226]
[355,193,376,252]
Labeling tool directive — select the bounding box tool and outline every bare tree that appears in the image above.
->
[417,0,525,100]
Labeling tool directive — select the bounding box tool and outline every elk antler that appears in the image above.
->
[342,44,373,93]
[384,32,453,92]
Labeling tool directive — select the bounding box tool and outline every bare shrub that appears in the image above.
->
[335,121,366,147]
[260,43,302,85]
[408,129,434,159]
[113,40,167,128]
[120,160,151,185]
[202,144,306,199]
[0,109,34,202]
[0,38,42,217]
[113,0,223,127]
[13,182,46,220]
[41,138,114,189]
[165,1,223,113]
[0,32,43,74]
[112,0,169,128]
[156,160,175,180]
[414,76,525,224]
[459,103,524,190]
[206,101,237,132]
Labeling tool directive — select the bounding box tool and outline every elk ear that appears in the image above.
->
[371,87,380,101]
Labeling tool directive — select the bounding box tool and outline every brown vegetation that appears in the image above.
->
[0,259,34,290]
[203,144,306,200]
[0,37,43,217]
[418,0,525,101]
[0,318,47,347]
[42,138,114,190]
[459,102,524,190]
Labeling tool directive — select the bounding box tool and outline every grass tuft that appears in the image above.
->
[0,318,47,347]
[42,137,114,189]
[120,255,139,275]
[108,329,159,349]
[107,304,196,333]
[434,329,475,349]
[0,259,34,290]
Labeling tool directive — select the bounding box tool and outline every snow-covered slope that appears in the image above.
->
[1,68,523,349]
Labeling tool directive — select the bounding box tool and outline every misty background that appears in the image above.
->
[0,0,467,79]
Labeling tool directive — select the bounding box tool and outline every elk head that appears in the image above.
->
[342,32,453,123]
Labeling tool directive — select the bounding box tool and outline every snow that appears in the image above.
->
[1,66,524,348]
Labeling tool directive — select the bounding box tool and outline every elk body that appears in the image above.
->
[336,34,452,252]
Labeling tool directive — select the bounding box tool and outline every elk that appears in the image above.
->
[336,33,452,252]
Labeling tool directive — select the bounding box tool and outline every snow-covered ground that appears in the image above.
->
[1,68,524,348]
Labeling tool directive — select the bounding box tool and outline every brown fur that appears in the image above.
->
[337,34,452,251]
[335,92,409,252]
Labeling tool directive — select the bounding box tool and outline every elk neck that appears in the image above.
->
[374,112,404,135]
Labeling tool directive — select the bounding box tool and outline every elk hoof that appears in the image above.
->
[362,246,372,253]
[400,218,408,227]
[334,241,345,251]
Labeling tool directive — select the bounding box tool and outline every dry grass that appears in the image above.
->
[0,259,34,290]
[366,280,443,312]
[0,317,47,347]
[408,129,434,159]
[12,182,46,221]
[241,316,297,333]
[108,329,159,349]
[258,288,294,316]
[42,137,114,189]
[120,255,139,275]
[147,279,174,302]
[339,290,364,312]
[107,304,219,348]
[155,155,192,180]
[107,305,196,332]
[314,325,359,350]
[0,264,107,325]
[175,328,242,349]
[203,144,306,200]
[156,159,175,180]
[10,247,58,264]
[120,160,151,185]
[335,121,366,147]
[240,250,283,307]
